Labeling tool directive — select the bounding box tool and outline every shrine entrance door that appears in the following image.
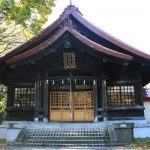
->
[49,91,94,122]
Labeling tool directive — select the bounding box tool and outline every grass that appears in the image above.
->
[0,139,6,144]
[129,138,150,149]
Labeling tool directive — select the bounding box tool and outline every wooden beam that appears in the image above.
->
[48,76,108,81]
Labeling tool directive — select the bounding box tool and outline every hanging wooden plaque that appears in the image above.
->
[63,52,76,69]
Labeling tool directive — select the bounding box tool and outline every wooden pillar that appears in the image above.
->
[93,79,98,122]
[102,79,107,121]
[6,86,15,119]
[96,80,103,121]
[34,81,40,121]
[135,81,143,106]
[69,71,73,121]
[34,72,42,122]
[43,70,49,122]
[7,86,15,107]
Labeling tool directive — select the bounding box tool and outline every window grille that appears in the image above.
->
[14,87,35,108]
[107,85,135,107]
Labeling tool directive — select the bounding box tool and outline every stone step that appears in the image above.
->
[26,135,109,138]
[22,143,107,147]
[27,129,107,132]
[25,138,109,142]
[16,123,112,147]
[25,133,109,138]
[27,131,108,134]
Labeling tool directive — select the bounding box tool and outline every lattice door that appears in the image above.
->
[49,91,94,122]
[50,92,72,121]
[73,91,94,121]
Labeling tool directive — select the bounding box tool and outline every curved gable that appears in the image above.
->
[0,4,149,64]
[6,26,132,64]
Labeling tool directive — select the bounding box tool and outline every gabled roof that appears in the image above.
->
[0,5,150,64]
[6,26,132,64]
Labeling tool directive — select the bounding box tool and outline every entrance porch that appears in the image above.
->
[34,75,106,123]
[6,72,144,122]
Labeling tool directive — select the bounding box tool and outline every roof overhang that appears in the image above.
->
[5,26,133,65]
[70,11,150,60]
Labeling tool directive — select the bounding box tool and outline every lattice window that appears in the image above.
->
[62,92,70,106]
[107,85,135,107]
[74,92,85,107]
[86,92,94,107]
[50,92,61,107]
[14,87,35,108]
[63,52,76,69]
[50,92,70,110]
[74,91,94,108]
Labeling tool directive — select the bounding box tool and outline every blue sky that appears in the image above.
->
[45,0,150,55]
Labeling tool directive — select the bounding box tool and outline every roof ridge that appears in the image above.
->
[60,5,82,19]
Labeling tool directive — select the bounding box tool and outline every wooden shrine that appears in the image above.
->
[0,5,150,122]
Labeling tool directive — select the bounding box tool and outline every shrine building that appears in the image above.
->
[0,5,150,147]
[0,5,150,123]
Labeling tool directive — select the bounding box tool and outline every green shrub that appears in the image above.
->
[0,139,6,144]
[0,85,7,124]
[130,138,150,148]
